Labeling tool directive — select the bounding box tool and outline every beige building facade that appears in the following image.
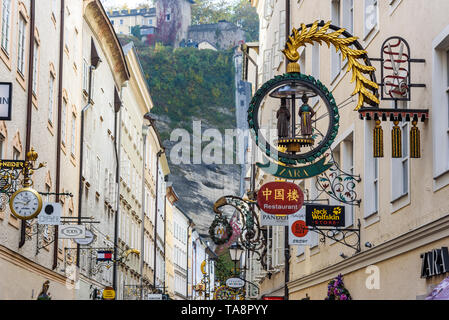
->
[245,0,449,300]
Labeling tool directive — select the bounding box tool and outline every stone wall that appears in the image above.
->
[187,21,245,50]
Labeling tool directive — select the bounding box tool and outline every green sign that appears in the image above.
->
[256,156,333,180]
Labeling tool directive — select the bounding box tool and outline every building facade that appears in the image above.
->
[244,0,449,300]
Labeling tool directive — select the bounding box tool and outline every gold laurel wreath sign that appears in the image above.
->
[282,20,379,110]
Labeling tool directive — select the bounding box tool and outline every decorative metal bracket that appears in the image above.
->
[210,196,267,269]
[308,219,361,253]
[315,150,362,206]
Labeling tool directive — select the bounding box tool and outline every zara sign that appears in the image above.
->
[420,247,449,278]
[0,82,12,121]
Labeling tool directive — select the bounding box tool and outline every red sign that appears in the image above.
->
[257,181,304,215]
[262,296,285,300]
[291,220,308,238]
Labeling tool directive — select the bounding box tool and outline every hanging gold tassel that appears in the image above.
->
[410,120,421,158]
[373,120,384,158]
[392,120,402,158]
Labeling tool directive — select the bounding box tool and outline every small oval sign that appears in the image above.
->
[74,230,95,245]
[257,181,304,215]
[226,278,245,288]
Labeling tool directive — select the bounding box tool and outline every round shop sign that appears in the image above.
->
[226,278,245,288]
[291,220,308,238]
[74,230,95,246]
[257,181,304,215]
[102,286,116,300]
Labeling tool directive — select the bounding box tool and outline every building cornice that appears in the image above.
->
[84,0,130,86]
[288,213,449,292]
[0,245,69,286]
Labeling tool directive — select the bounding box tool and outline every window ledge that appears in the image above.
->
[364,212,380,228]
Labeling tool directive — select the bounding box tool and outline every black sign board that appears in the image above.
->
[420,247,449,278]
[305,204,345,227]
[0,82,12,121]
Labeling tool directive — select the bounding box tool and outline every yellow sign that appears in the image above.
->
[102,287,116,300]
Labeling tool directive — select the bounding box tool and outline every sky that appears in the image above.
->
[101,0,153,9]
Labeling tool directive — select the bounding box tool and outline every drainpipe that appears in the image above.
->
[153,150,163,289]
[76,64,95,268]
[139,122,149,299]
[112,82,126,292]
[284,0,291,300]
[186,220,191,299]
[19,0,36,249]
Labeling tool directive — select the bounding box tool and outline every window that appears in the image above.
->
[48,74,55,123]
[331,0,341,81]
[71,114,76,156]
[120,19,123,25]
[17,15,26,75]
[263,49,272,82]
[364,120,379,216]
[264,0,274,21]
[82,59,89,93]
[311,44,320,105]
[13,147,20,160]
[52,0,57,16]
[364,0,378,38]
[32,40,39,95]
[342,0,354,35]
[432,28,449,183]
[149,19,152,25]
[279,10,286,64]
[391,102,409,201]
[61,100,67,145]
[166,14,171,21]
[1,0,11,54]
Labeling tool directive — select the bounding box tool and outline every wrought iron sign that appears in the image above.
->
[308,219,361,253]
[248,20,381,180]
[315,151,362,206]
[209,196,267,269]
[358,36,428,159]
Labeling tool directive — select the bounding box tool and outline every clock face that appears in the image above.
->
[10,188,42,220]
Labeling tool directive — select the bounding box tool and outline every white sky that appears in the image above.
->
[101,0,153,9]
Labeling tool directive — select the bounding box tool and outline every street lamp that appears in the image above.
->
[229,242,243,275]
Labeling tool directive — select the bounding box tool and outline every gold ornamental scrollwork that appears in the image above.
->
[282,20,379,110]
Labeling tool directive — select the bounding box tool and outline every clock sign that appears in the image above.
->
[9,187,43,220]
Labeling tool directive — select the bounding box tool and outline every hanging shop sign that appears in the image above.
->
[305,204,345,227]
[0,159,26,169]
[420,247,449,278]
[102,287,116,300]
[97,250,113,262]
[288,208,312,246]
[37,202,62,225]
[226,278,245,288]
[74,229,95,246]
[0,82,12,121]
[147,294,163,300]
[58,225,86,239]
[257,181,304,215]
[260,211,289,226]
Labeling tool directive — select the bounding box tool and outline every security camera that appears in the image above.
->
[365,242,374,248]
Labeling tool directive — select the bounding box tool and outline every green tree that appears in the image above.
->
[215,250,235,284]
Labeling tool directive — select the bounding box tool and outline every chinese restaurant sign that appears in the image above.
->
[257,181,304,215]
[305,204,345,227]
[288,208,312,246]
